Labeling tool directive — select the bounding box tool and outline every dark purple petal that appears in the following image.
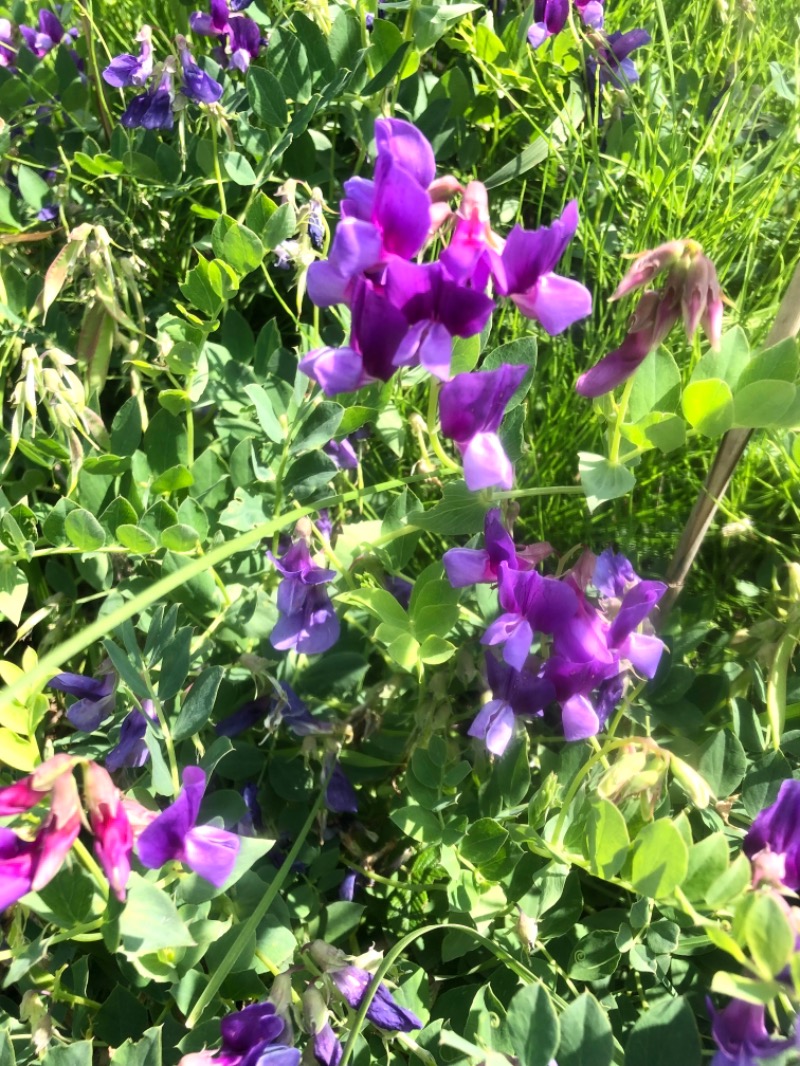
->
[228,15,262,60]
[136,766,207,870]
[500,202,579,296]
[50,672,112,700]
[215,696,270,737]
[330,967,422,1032]
[576,326,657,398]
[439,365,527,442]
[103,53,142,87]
[67,692,116,732]
[221,1002,284,1055]
[744,779,800,890]
[181,60,223,103]
[374,117,436,188]
[313,1023,343,1066]
[372,155,430,260]
[323,438,358,470]
[339,871,358,902]
[708,997,793,1064]
[106,710,150,771]
[593,549,638,598]
[351,281,410,382]
[325,765,358,814]
[609,28,652,61]
[341,177,375,221]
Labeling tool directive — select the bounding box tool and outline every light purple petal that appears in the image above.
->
[468,699,515,755]
[374,117,436,188]
[443,547,492,588]
[461,432,513,491]
[512,273,592,334]
[561,694,600,740]
[299,346,369,396]
[619,632,665,678]
[183,824,240,885]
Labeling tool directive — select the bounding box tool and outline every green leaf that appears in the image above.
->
[160,524,200,553]
[0,1030,15,1066]
[681,378,734,437]
[417,634,456,664]
[503,984,559,1066]
[151,464,194,496]
[413,480,489,534]
[120,874,196,955]
[0,562,28,626]
[223,152,257,186]
[694,729,747,795]
[631,820,689,898]
[584,797,629,878]
[110,1029,162,1066]
[268,28,312,102]
[706,853,752,908]
[624,996,701,1066]
[180,258,239,318]
[736,337,799,389]
[157,626,193,701]
[337,588,409,628]
[732,381,796,428]
[17,164,50,211]
[93,986,150,1045]
[116,525,158,554]
[64,508,106,550]
[262,202,297,251]
[42,1044,93,1066]
[745,892,795,979]
[461,818,509,865]
[482,337,537,406]
[484,136,548,189]
[557,993,613,1066]
[710,971,785,1005]
[389,804,442,843]
[103,637,148,699]
[293,401,344,453]
[244,383,285,443]
[578,452,636,512]
[628,349,682,421]
[683,832,729,900]
[212,215,264,276]
[690,326,750,389]
[247,66,289,125]
[172,666,224,742]
[362,41,412,95]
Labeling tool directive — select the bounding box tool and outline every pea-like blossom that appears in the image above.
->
[497,202,593,335]
[102,25,154,88]
[743,778,800,890]
[178,1001,300,1066]
[325,762,358,815]
[586,29,652,101]
[136,766,240,886]
[106,699,158,772]
[121,67,175,130]
[189,0,264,70]
[329,965,423,1031]
[19,9,71,57]
[323,437,358,470]
[469,654,555,755]
[50,669,117,731]
[177,36,223,103]
[268,540,340,655]
[526,0,568,49]
[439,365,528,491]
[443,507,552,588]
[83,762,132,900]
[707,997,794,1066]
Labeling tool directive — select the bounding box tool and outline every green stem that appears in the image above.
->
[72,838,110,900]
[185,787,328,1028]
[210,116,227,215]
[609,375,635,465]
[492,486,585,500]
[552,737,633,843]
[426,381,460,474]
[0,475,440,717]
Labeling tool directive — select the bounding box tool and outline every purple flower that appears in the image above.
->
[269,541,340,655]
[323,438,358,470]
[526,0,568,49]
[177,36,223,103]
[743,779,800,890]
[707,998,794,1066]
[375,117,436,188]
[190,0,230,36]
[179,1002,299,1066]
[308,199,325,249]
[312,1023,342,1066]
[0,19,16,68]
[227,15,262,71]
[20,9,67,57]
[49,670,116,731]
[300,279,409,396]
[339,870,359,901]
[469,655,555,755]
[385,260,494,381]
[106,699,157,771]
[593,548,639,598]
[482,563,579,671]
[385,575,413,610]
[439,365,527,491]
[102,25,153,87]
[574,0,604,28]
[586,29,651,101]
[306,218,383,309]
[136,766,240,886]
[121,69,175,130]
[325,763,358,814]
[497,202,592,334]
[443,507,552,588]
[330,965,422,1031]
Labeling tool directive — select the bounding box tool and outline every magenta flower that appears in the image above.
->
[102,25,154,87]
[707,997,794,1066]
[83,762,132,900]
[268,540,340,655]
[439,365,527,491]
[443,507,552,588]
[330,966,422,1031]
[439,181,504,289]
[496,202,592,334]
[743,779,800,890]
[136,766,240,886]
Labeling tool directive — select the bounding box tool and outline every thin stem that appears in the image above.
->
[72,838,109,900]
[609,375,635,465]
[493,486,585,500]
[210,115,227,215]
[425,381,460,473]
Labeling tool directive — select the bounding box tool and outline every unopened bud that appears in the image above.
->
[307,939,348,972]
[515,908,539,953]
[302,986,329,1034]
[670,754,713,808]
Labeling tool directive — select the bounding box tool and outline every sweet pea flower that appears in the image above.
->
[20,9,69,57]
[743,778,800,890]
[325,762,358,815]
[227,15,262,71]
[49,669,116,731]
[121,66,175,130]
[179,1001,299,1066]
[269,540,340,655]
[440,180,504,289]
[586,29,652,100]
[526,0,568,49]
[469,654,555,755]
[707,997,794,1066]
[136,766,240,886]
[177,36,223,103]
[574,0,604,28]
[83,762,132,900]
[443,507,552,588]
[102,25,154,88]
[323,437,358,470]
[329,966,423,1031]
[497,202,593,334]
[106,699,158,772]
[439,365,527,491]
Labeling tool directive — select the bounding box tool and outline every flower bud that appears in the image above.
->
[670,754,713,808]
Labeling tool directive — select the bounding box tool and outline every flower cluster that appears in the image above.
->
[189,0,265,72]
[578,239,724,397]
[16,7,78,61]
[0,757,240,912]
[103,26,222,130]
[300,117,591,491]
[444,510,666,749]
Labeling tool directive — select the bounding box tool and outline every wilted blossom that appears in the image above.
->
[268,540,340,655]
[707,998,795,1066]
[439,365,527,491]
[20,9,74,57]
[0,756,82,912]
[136,766,240,886]
[83,762,132,900]
[106,699,157,772]
[102,25,154,87]
[308,941,422,1032]
[49,668,116,731]
[577,240,723,398]
[176,36,223,103]
[178,1001,299,1066]
[743,778,800,890]
[443,507,552,588]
